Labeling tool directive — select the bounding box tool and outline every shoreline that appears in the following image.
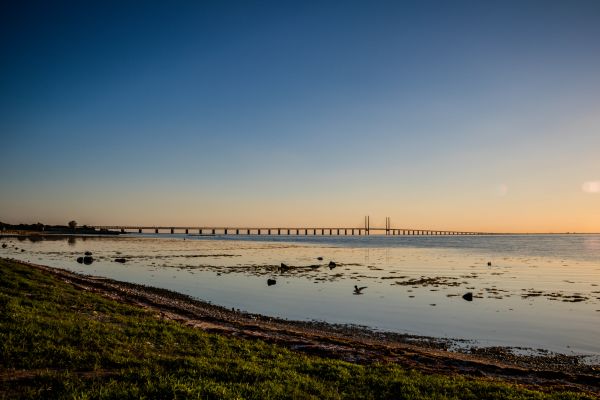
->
[2,233,599,355]
[5,258,598,394]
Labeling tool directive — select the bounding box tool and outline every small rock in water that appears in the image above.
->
[83,256,94,265]
[462,292,474,301]
[317,257,323,261]
[85,251,93,256]
[76,257,84,264]
[487,261,492,266]
[21,249,25,252]
[267,279,277,286]
[328,261,337,269]
[280,263,290,272]
[1,243,7,248]
[114,258,127,263]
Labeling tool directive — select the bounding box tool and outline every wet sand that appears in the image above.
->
[11,259,599,395]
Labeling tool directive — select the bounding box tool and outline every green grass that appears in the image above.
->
[0,258,594,399]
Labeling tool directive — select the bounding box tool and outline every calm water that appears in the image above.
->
[1,234,599,358]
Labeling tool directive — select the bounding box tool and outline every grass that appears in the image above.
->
[0,258,594,399]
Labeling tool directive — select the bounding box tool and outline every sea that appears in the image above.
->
[1,233,599,359]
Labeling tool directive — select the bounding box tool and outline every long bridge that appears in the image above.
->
[92,217,487,236]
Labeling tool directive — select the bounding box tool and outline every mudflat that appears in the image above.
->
[2,258,597,397]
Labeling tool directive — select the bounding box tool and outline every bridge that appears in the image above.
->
[92,217,487,236]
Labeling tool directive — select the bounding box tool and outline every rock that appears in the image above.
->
[487,261,492,266]
[114,258,127,263]
[1,243,7,248]
[317,257,323,261]
[328,261,337,269]
[21,249,25,252]
[267,279,277,286]
[76,257,84,264]
[462,292,473,301]
[83,256,94,265]
[280,263,290,272]
[85,251,93,256]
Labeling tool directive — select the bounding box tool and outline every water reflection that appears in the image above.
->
[1,234,599,356]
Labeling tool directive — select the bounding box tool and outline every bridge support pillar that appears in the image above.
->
[185,229,188,234]
[170,228,174,234]
[121,228,125,233]
[199,229,202,234]
[278,229,281,235]
[236,229,239,235]
[212,229,215,235]
[139,228,142,233]
[224,229,228,235]
[268,229,271,235]
[155,228,159,234]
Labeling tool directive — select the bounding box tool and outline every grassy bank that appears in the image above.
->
[0,258,594,399]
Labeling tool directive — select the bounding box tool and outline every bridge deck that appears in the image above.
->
[90,226,486,235]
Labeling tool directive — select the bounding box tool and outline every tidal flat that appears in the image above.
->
[0,258,598,398]
[1,234,599,359]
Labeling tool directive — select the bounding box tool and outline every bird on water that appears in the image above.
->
[353,285,367,295]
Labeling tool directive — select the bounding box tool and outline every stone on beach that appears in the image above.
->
[317,257,323,261]
[328,261,337,269]
[114,258,127,263]
[76,257,84,264]
[85,251,93,256]
[267,279,276,286]
[279,263,290,272]
[462,292,473,301]
[83,256,94,265]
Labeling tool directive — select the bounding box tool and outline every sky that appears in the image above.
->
[1,1,599,232]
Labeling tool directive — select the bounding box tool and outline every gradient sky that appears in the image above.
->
[1,1,599,232]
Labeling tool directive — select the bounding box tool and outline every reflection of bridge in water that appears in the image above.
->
[92,217,488,236]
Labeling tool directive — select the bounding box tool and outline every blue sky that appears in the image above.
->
[1,1,599,231]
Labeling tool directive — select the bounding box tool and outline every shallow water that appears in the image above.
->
[1,234,599,358]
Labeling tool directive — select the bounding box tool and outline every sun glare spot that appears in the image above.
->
[582,181,600,193]
[494,184,508,196]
